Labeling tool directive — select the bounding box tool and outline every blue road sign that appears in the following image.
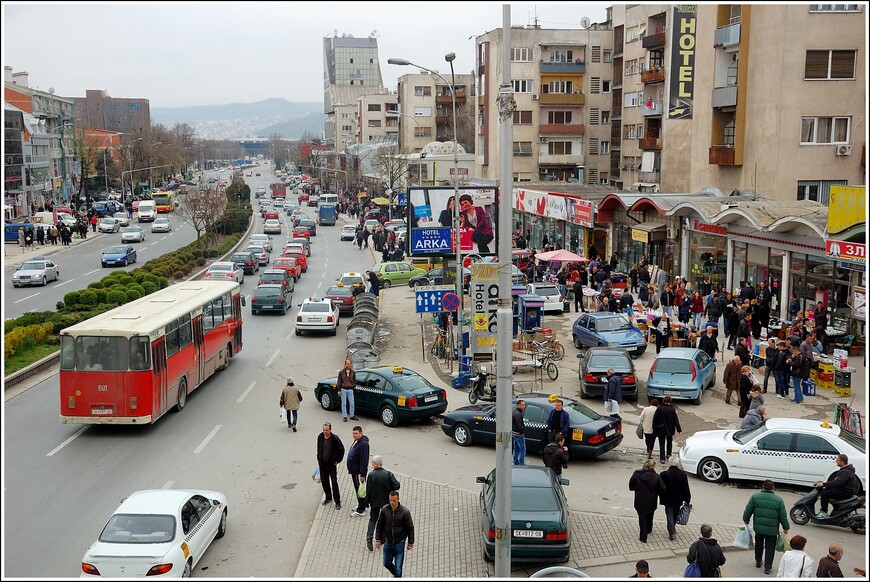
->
[415,289,449,313]
[410,226,452,256]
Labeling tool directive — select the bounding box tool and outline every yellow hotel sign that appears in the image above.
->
[632,228,649,243]
[828,185,866,235]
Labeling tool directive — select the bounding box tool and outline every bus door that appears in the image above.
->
[152,340,168,421]
[232,294,243,354]
[193,316,205,386]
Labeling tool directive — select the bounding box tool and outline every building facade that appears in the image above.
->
[69,89,150,134]
[394,72,475,156]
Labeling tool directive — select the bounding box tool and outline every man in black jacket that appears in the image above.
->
[698,326,719,360]
[365,455,401,551]
[629,459,666,543]
[660,457,692,540]
[734,337,751,367]
[762,338,778,394]
[543,433,569,483]
[604,368,623,420]
[347,425,370,517]
[687,524,727,577]
[376,491,415,578]
[512,400,527,465]
[316,422,346,510]
[814,454,861,518]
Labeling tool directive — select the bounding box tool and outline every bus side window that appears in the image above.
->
[130,337,151,371]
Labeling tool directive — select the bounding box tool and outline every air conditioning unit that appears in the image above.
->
[531,93,539,100]
[540,137,548,144]
[835,144,852,156]
[667,227,678,239]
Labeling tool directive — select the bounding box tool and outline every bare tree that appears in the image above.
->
[455,103,476,154]
[374,145,409,194]
[70,127,103,200]
[268,134,290,168]
[177,184,227,244]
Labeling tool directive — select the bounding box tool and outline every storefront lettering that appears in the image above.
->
[692,219,727,235]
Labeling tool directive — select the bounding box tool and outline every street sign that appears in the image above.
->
[410,226,452,256]
[415,289,450,313]
[442,292,460,312]
[397,193,407,207]
[470,262,500,361]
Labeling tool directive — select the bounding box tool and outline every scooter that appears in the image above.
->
[789,487,865,534]
[468,364,497,404]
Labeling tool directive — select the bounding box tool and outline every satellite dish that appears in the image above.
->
[48,87,55,94]
[580,17,591,29]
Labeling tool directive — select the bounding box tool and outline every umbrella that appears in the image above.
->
[372,197,390,205]
[533,249,586,262]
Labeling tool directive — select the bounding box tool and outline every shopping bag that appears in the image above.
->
[604,400,620,415]
[684,562,702,577]
[775,534,791,553]
[357,481,367,499]
[734,525,753,549]
[279,407,286,423]
[635,424,644,439]
[677,502,692,526]
[312,467,321,483]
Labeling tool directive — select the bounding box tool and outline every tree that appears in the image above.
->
[268,134,290,168]
[70,128,103,201]
[455,103,476,154]
[374,145,409,194]
[177,183,227,244]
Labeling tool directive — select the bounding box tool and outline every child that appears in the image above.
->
[749,387,764,410]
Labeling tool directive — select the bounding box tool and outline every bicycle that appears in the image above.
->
[531,340,559,381]
[542,336,565,361]
[431,328,448,359]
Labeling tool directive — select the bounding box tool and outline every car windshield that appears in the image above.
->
[597,316,633,332]
[20,261,45,270]
[99,514,175,544]
[733,422,768,444]
[232,255,250,262]
[587,354,631,369]
[244,246,264,253]
[105,246,128,254]
[261,274,284,283]
[254,287,282,298]
[154,219,168,224]
[121,227,138,232]
[653,358,692,374]
[342,277,363,285]
[512,486,559,512]
[564,400,601,423]
[327,286,352,297]
[534,286,560,297]
[303,303,330,312]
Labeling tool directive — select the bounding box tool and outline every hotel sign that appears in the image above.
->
[669,5,697,119]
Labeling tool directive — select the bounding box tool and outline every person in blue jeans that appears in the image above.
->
[788,346,807,404]
[376,491,415,578]
[512,400,527,465]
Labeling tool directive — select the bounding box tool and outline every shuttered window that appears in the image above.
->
[805,50,856,80]
[589,108,600,125]
[588,138,599,155]
[591,46,601,63]
[513,110,533,124]
[590,77,601,94]
[587,169,599,185]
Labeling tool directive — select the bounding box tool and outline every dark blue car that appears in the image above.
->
[571,312,647,357]
[101,245,137,268]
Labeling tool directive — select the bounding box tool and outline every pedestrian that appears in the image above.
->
[816,543,845,577]
[647,285,661,311]
[367,270,382,297]
[776,535,814,577]
[738,365,754,418]
[375,491,414,578]
[630,559,651,578]
[279,377,302,431]
[364,455,401,552]
[787,293,801,322]
[638,398,659,460]
[652,396,681,463]
[628,459,666,543]
[572,278,584,313]
[698,326,719,360]
[679,293,692,325]
[727,306,741,350]
[661,284,675,318]
[762,339,778,393]
[346,425,371,518]
[315,421,346,510]
[512,399,526,465]
[742,479,790,574]
[336,358,358,422]
[740,405,768,429]
[655,314,671,355]
[655,265,667,297]
[735,336,751,367]
[36,225,45,245]
[542,432,569,483]
[691,291,705,329]
[660,456,691,541]
[90,214,98,232]
[787,345,808,404]
[603,368,622,420]
[687,523,727,577]
[546,398,571,444]
[814,453,861,519]
[48,224,58,245]
[749,386,764,410]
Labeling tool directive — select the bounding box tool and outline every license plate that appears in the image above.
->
[665,390,681,396]
[513,530,543,538]
[92,408,113,415]
[263,305,273,308]
[424,395,438,403]
[605,429,616,437]
[310,318,322,322]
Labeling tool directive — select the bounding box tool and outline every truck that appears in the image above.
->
[270,182,287,200]
[317,203,337,226]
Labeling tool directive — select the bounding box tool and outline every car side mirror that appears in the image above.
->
[576,353,584,360]
[475,476,487,484]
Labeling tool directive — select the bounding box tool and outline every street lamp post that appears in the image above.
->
[394,111,423,186]
[148,142,163,190]
[122,137,143,198]
[388,53,463,364]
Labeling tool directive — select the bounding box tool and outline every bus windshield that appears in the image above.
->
[60,335,151,371]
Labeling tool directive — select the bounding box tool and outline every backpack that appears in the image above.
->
[684,562,701,577]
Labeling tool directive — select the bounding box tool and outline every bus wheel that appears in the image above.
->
[217,345,231,371]
[175,378,188,412]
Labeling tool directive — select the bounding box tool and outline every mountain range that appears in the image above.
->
[151,98,324,140]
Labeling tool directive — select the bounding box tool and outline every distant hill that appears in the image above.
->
[151,98,324,140]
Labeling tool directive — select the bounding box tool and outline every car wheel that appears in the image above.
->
[174,378,188,412]
[319,391,333,410]
[380,405,399,427]
[698,457,727,483]
[216,508,228,538]
[182,559,192,578]
[573,335,582,349]
[41,276,47,286]
[414,280,426,288]
[579,382,588,399]
[217,344,232,371]
[693,389,703,405]
[482,546,494,563]
[789,505,810,526]
[453,423,473,447]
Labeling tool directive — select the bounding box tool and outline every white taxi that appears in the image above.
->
[295,296,340,336]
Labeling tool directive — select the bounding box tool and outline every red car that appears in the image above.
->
[281,248,308,272]
[298,192,310,202]
[264,211,280,221]
[324,284,355,314]
[292,226,311,239]
[272,257,302,280]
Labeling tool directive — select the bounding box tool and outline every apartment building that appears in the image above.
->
[393,72,475,154]
[69,89,150,134]
[356,93,399,145]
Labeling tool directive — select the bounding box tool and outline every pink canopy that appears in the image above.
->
[534,249,586,262]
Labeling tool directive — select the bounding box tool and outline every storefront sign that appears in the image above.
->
[828,185,866,235]
[688,219,727,236]
[513,188,548,216]
[546,194,567,221]
[566,198,594,228]
[826,239,866,265]
[668,5,697,120]
[631,228,649,243]
[470,263,499,361]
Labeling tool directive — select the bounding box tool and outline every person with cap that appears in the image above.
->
[630,559,651,578]
[279,377,303,431]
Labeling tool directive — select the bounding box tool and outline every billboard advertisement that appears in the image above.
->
[669,4,698,120]
[407,186,498,257]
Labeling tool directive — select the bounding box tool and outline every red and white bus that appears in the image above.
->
[59,281,244,425]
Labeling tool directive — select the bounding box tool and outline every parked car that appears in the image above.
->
[80,489,227,578]
[577,347,639,399]
[527,282,565,313]
[112,212,131,227]
[369,262,427,288]
[120,226,146,243]
[294,296,339,336]
[571,312,647,357]
[315,365,448,427]
[250,284,291,315]
[340,225,357,241]
[205,261,244,283]
[646,347,716,405]
[101,245,137,267]
[12,258,59,287]
[407,267,471,291]
[476,466,571,563]
[679,418,867,487]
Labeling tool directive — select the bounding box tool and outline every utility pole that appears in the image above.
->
[58,115,69,206]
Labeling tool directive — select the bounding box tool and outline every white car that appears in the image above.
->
[527,283,565,313]
[112,212,131,227]
[283,200,299,212]
[98,217,121,233]
[295,296,339,336]
[341,225,357,241]
[363,219,380,231]
[249,234,273,252]
[12,258,59,287]
[81,489,227,578]
[205,261,244,283]
[243,245,270,265]
[263,219,282,234]
[679,418,867,488]
[151,217,172,233]
[120,226,145,243]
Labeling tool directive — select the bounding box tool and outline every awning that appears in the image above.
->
[631,222,667,244]
[631,221,666,233]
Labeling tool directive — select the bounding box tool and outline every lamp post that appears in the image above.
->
[148,142,163,190]
[394,111,424,186]
[122,137,143,198]
[389,54,463,363]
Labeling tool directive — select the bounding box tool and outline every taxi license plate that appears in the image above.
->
[605,429,616,437]
[263,305,273,308]
[513,530,543,538]
[92,408,114,415]
[424,395,438,403]
[665,390,681,396]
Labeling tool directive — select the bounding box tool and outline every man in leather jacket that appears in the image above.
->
[814,454,861,518]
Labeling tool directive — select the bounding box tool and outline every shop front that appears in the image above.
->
[512,188,594,254]
[686,219,728,296]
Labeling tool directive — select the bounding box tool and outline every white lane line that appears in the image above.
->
[46,426,90,457]
[265,349,281,368]
[162,480,175,489]
[317,281,322,289]
[84,269,100,276]
[194,425,222,454]
[237,381,257,403]
[56,279,75,287]
[151,241,161,246]
[13,292,40,304]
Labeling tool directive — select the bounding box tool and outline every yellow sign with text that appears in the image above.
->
[631,228,649,243]
[828,185,866,235]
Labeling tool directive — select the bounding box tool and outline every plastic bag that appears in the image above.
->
[279,407,286,423]
[677,502,692,526]
[775,534,791,553]
[357,481,367,499]
[635,424,644,439]
[312,467,321,483]
[604,400,620,415]
[684,562,701,577]
[734,525,753,549]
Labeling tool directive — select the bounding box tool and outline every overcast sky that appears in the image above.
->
[3,2,609,109]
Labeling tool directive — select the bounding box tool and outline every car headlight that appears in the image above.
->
[608,342,620,347]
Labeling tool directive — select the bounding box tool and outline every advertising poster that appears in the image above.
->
[470,262,500,361]
[668,4,698,119]
[407,186,498,257]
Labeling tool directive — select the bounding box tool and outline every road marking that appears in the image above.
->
[194,425,222,454]
[13,292,40,304]
[151,240,161,246]
[56,279,74,287]
[266,349,281,368]
[84,269,100,276]
[46,426,90,457]
[162,480,174,489]
[237,381,257,403]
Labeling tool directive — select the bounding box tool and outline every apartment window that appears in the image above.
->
[601,141,610,155]
[549,50,574,63]
[587,169,599,185]
[599,171,609,185]
[513,79,534,93]
[368,120,381,128]
[341,125,353,132]
[809,4,861,11]
[626,26,640,42]
[414,107,432,117]
[602,111,611,124]
[625,125,638,140]
[800,116,850,144]
[805,50,856,80]
[513,110,533,124]
[513,141,533,156]
[589,108,600,125]
[341,113,351,120]
[385,119,398,129]
[796,179,848,205]
[511,47,531,62]
[591,46,601,63]
[603,50,612,63]
[624,91,638,107]
[513,172,533,182]
[367,104,382,112]
[588,138,599,155]
[590,77,601,94]
[723,120,736,146]
[414,127,432,137]
[544,80,574,94]
[548,111,573,124]
[602,80,611,93]
[414,86,432,96]
[350,58,354,64]
[547,141,573,155]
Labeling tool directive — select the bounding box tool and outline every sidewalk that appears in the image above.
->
[3,229,106,270]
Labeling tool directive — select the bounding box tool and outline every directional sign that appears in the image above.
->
[442,292,460,312]
[415,289,449,313]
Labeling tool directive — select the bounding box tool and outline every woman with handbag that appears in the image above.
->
[660,457,691,540]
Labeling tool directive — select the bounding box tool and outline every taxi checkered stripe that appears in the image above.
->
[744,450,836,461]
[478,417,548,430]
[185,505,216,542]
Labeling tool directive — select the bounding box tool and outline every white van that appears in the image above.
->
[137,200,157,222]
[318,193,338,207]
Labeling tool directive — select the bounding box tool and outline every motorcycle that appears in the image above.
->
[468,365,497,404]
[789,487,865,534]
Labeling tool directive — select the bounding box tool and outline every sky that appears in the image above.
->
[2,1,609,109]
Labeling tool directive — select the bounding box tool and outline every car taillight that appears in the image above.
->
[226,273,233,278]
[408,396,418,407]
[297,316,302,322]
[545,530,569,541]
[442,389,447,400]
[82,563,100,575]
[247,261,254,266]
[327,316,334,323]
[278,297,286,303]
[585,373,599,383]
[690,361,697,382]
[251,297,258,303]
[624,374,636,383]
[648,359,658,379]
[588,433,605,444]
[486,527,496,541]
[146,563,174,576]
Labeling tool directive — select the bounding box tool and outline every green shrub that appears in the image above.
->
[106,289,128,305]
[173,270,185,279]
[92,288,108,304]
[64,290,82,307]
[5,322,53,358]
[196,257,207,266]
[141,281,158,295]
[129,284,146,297]
[87,281,104,289]
[125,288,143,302]
[79,289,99,306]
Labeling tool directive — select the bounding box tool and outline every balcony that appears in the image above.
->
[642,31,667,49]
[641,67,665,84]
[436,115,454,125]
[538,154,579,165]
[638,171,660,183]
[709,145,737,165]
[639,137,662,150]
[714,22,740,48]
[711,85,738,108]
[540,60,586,74]
[539,123,585,135]
[385,109,399,116]
[640,100,663,116]
[540,93,585,106]
[25,154,51,168]
[436,92,466,104]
